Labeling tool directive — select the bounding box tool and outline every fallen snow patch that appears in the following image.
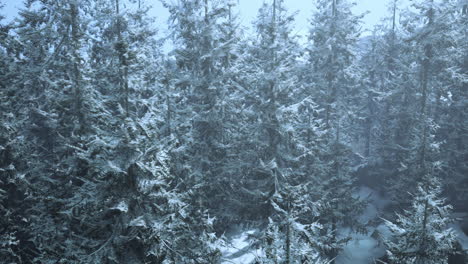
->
[111,201,128,213]
[335,187,391,263]
[221,230,262,264]
[336,228,386,264]
[450,222,468,251]
[354,187,391,224]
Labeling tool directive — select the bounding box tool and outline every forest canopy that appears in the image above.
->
[0,0,467,263]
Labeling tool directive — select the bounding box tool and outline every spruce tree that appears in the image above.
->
[384,176,457,264]
[432,0,468,209]
[385,0,462,206]
[0,3,38,261]
[307,1,366,261]
[233,0,304,221]
[163,0,244,228]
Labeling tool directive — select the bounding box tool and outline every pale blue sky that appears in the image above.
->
[151,0,404,37]
[1,0,407,36]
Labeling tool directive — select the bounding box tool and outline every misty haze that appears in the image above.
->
[0,0,467,263]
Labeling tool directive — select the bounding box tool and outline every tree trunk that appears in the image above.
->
[418,0,434,175]
[70,2,84,132]
[115,0,129,117]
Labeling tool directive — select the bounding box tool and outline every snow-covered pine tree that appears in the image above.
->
[232,0,304,221]
[355,32,383,163]
[162,0,237,222]
[69,139,222,263]
[206,0,250,228]
[6,0,104,261]
[385,0,462,207]
[261,217,283,263]
[1,0,467,262]
[263,97,332,264]
[349,0,418,206]
[352,0,415,193]
[0,4,39,261]
[307,0,363,141]
[276,95,328,198]
[88,0,160,118]
[49,1,223,262]
[307,0,366,261]
[129,129,222,263]
[383,176,457,264]
[258,183,329,264]
[430,0,468,209]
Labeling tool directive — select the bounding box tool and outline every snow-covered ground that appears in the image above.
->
[220,230,262,264]
[219,187,467,264]
[336,187,390,264]
[335,229,385,264]
[450,218,468,251]
[355,186,391,223]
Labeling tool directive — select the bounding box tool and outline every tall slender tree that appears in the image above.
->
[163,0,243,224]
[385,0,462,206]
[307,1,366,261]
[384,176,457,264]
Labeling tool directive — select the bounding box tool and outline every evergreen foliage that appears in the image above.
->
[0,0,466,263]
[384,176,457,264]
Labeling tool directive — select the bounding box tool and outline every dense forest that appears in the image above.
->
[0,0,467,263]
